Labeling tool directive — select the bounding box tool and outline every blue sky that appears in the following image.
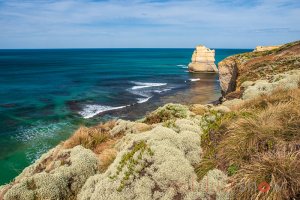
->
[0,0,299,48]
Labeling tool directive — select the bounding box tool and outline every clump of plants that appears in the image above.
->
[143,103,188,124]
[230,151,300,200]
[195,110,236,179]
[195,88,300,199]
[109,141,154,192]
[63,120,116,151]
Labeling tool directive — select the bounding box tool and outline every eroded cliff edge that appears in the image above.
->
[218,40,300,97]
[1,41,300,200]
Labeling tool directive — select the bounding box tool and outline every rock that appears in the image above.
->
[218,57,238,96]
[253,45,282,52]
[1,145,99,200]
[188,45,218,73]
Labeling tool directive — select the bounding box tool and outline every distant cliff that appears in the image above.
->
[188,45,218,73]
[254,45,282,52]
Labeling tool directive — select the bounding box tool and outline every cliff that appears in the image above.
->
[218,40,300,97]
[1,41,300,200]
[188,45,218,73]
[254,45,282,52]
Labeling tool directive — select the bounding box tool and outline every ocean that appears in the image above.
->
[0,48,251,184]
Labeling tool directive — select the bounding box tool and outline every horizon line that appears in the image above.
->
[0,47,254,50]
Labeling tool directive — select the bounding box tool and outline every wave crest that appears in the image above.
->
[79,105,128,119]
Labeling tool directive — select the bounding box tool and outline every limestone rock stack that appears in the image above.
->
[188,45,218,73]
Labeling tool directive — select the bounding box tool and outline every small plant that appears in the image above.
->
[109,141,154,192]
[227,164,239,176]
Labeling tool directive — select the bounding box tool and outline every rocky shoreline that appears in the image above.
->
[1,41,300,200]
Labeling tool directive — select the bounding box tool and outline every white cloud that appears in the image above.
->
[0,0,299,48]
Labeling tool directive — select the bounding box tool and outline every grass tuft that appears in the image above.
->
[63,120,116,150]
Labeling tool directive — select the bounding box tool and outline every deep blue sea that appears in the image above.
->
[0,48,251,184]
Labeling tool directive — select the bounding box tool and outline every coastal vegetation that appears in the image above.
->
[1,40,299,199]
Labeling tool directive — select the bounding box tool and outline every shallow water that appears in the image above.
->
[0,48,251,184]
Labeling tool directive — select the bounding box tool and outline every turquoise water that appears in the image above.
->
[0,48,251,184]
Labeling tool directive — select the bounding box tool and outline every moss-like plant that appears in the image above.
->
[109,141,154,192]
[144,104,188,124]
[162,119,176,128]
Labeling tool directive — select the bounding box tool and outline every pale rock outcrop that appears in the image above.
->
[0,145,99,200]
[254,45,282,52]
[188,45,218,73]
[218,57,238,96]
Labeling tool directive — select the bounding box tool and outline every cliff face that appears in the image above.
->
[218,40,300,97]
[254,45,282,52]
[188,45,218,73]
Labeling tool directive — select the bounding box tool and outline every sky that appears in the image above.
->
[0,0,299,49]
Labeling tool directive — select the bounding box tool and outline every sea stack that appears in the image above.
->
[188,45,218,73]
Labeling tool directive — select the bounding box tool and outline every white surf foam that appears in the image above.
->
[177,64,188,68]
[190,78,201,82]
[79,104,128,119]
[15,121,71,162]
[153,88,172,93]
[137,96,152,103]
[131,82,167,90]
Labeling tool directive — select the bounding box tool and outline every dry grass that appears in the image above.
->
[236,88,300,111]
[63,120,118,172]
[195,158,217,180]
[196,88,300,199]
[63,120,116,150]
[98,148,117,173]
[230,151,300,200]
[63,126,108,150]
